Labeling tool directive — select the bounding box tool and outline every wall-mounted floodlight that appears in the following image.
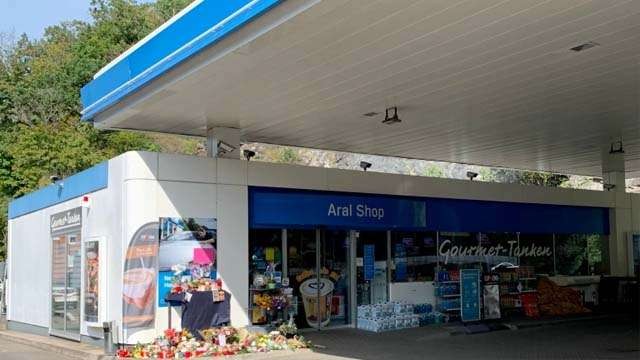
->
[360,161,372,172]
[466,171,478,181]
[243,149,256,161]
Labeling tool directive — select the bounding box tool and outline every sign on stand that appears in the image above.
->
[460,269,481,322]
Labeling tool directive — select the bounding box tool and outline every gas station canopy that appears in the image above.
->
[81,0,640,177]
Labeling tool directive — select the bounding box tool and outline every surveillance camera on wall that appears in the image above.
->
[360,161,372,172]
[466,171,478,181]
[243,149,256,161]
[217,141,236,156]
[603,183,616,191]
[50,175,61,183]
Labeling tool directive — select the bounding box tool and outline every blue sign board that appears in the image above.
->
[364,245,375,281]
[249,187,608,234]
[460,269,481,322]
[158,270,174,308]
[250,188,426,229]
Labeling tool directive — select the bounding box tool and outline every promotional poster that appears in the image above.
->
[123,222,159,332]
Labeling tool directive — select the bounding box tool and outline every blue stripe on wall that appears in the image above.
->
[249,187,610,235]
[80,0,282,120]
[8,162,108,219]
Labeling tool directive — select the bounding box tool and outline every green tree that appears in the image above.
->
[0,0,194,260]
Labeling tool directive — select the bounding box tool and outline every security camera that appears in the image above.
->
[50,175,61,183]
[359,161,372,172]
[603,183,616,191]
[466,171,478,181]
[217,141,236,156]
[243,149,256,161]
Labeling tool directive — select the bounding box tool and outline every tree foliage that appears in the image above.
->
[0,0,192,260]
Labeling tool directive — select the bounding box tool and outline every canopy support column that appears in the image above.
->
[602,144,632,276]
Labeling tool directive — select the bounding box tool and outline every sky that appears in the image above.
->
[0,0,92,39]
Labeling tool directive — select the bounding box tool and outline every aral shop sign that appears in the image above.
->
[438,239,552,264]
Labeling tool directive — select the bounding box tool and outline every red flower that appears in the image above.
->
[164,328,177,339]
[116,348,131,358]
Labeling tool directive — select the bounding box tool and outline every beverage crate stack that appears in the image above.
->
[356,302,446,332]
[356,302,418,332]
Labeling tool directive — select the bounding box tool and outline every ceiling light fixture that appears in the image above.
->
[609,141,624,154]
[570,41,599,52]
[382,107,401,125]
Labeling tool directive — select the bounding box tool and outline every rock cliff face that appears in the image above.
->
[242,143,604,191]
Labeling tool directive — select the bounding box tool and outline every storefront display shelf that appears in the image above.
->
[249,286,284,291]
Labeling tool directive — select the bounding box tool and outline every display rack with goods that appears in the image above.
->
[496,266,538,314]
[435,269,461,316]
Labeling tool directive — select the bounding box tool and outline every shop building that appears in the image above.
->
[5,151,636,344]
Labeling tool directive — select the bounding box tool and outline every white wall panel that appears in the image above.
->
[7,209,50,328]
[327,169,405,195]
[217,158,247,185]
[248,161,326,190]
[158,153,216,183]
[216,185,250,327]
[122,179,159,344]
[156,181,217,216]
[123,151,158,181]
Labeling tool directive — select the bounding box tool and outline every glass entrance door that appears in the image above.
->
[50,233,82,340]
[319,230,351,327]
[356,231,388,306]
[287,229,351,330]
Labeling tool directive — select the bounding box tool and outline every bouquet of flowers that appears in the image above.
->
[271,295,288,311]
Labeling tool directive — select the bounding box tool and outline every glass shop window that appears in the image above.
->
[517,234,554,276]
[438,232,485,269]
[554,234,604,276]
[479,232,519,272]
[249,229,283,285]
[391,231,437,282]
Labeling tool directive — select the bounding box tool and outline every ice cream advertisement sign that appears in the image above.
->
[123,222,159,334]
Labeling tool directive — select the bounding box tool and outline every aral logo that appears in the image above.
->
[327,203,384,220]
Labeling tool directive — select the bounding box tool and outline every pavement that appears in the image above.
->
[0,316,637,360]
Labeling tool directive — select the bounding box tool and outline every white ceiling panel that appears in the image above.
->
[97,0,640,177]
